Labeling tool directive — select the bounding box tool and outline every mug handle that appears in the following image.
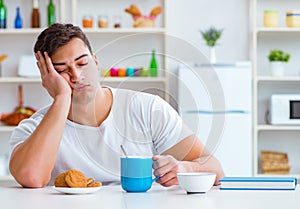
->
[152,176,160,183]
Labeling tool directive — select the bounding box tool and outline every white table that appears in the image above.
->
[0,182,299,209]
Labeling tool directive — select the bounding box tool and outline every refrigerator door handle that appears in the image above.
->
[184,110,250,114]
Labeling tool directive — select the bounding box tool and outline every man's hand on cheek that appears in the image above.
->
[36,51,71,99]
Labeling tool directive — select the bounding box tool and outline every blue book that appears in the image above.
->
[219,177,298,190]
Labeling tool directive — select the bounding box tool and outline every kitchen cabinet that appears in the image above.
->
[0,0,167,180]
[250,0,300,179]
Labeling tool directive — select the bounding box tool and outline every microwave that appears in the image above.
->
[270,94,300,125]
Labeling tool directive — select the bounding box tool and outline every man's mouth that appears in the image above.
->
[74,83,91,91]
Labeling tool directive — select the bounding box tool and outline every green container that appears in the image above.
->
[0,0,7,28]
[47,0,55,26]
[140,67,149,77]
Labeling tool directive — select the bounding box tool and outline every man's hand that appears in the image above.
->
[35,51,71,99]
[152,155,187,187]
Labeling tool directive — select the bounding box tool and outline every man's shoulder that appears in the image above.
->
[112,87,158,102]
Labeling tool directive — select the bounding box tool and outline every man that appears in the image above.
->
[9,23,224,188]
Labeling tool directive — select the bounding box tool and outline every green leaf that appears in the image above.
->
[268,49,291,62]
[200,26,223,47]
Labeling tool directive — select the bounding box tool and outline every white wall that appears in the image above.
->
[166,0,250,108]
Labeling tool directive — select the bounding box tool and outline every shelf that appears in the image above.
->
[0,126,15,132]
[0,28,45,35]
[256,76,300,82]
[0,77,41,83]
[82,28,166,34]
[256,27,300,34]
[257,125,300,131]
[244,0,300,180]
[0,77,167,84]
[100,77,167,83]
[0,28,166,35]
[0,175,14,181]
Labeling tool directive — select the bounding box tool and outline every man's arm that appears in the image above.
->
[9,96,70,188]
[152,134,225,187]
[9,52,72,188]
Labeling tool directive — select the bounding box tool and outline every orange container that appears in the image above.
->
[118,68,126,77]
[82,16,93,28]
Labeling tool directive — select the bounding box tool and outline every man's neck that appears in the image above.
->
[67,87,112,127]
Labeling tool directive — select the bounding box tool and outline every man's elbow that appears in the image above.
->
[10,167,50,188]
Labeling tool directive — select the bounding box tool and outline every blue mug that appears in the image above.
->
[121,156,158,192]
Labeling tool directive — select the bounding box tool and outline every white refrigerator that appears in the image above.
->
[178,62,252,176]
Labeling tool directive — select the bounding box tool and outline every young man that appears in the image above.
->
[9,23,224,188]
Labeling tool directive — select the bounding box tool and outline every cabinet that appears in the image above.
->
[0,0,167,180]
[250,0,300,179]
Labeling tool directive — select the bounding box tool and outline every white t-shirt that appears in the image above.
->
[9,88,193,185]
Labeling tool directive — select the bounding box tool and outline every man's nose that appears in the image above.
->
[70,67,82,82]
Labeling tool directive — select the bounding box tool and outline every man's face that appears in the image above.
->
[51,38,100,104]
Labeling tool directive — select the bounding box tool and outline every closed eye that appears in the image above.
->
[56,69,69,73]
[78,63,88,66]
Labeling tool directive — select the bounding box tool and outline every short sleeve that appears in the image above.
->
[9,111,44,153]
[150,96,193,154]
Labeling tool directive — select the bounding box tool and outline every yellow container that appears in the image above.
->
[286,10,300,27]
[264,10,278,27]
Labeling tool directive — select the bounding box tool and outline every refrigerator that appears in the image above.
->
[178,62,252,176]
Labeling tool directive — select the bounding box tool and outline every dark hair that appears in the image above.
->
[33,23,92,57]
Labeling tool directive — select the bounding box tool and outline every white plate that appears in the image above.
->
[53,186,101,194]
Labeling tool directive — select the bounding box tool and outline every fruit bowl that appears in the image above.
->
[0,85,36,126]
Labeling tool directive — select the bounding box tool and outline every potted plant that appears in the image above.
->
[200,26,223,63]
[268,49,290,76]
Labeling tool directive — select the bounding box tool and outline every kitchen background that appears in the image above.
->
[1,0,299,182]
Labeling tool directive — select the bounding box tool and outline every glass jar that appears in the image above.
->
[264,10,278,27]
[82,15,93,28]
[98,15,108,28]
[286,10,300,27]
[113,15,122,28]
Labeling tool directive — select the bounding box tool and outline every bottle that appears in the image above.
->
[31,0,40,28]
[149,50,158,77]
[47,0,55,26]
[14,7,23,29]
[0,0,7,29]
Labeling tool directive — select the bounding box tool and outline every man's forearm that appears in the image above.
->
[181,155,225,185]
[9,95,70,188]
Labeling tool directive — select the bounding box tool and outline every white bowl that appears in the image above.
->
[177,172,216,194]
